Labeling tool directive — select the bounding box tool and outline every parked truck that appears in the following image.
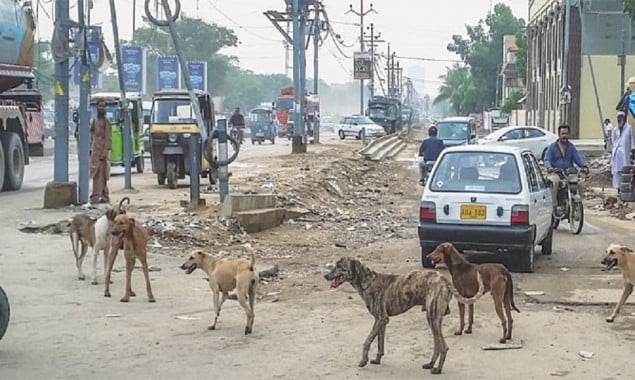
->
[367,96,402,134]
[274,86,320,139]
[0,0,37,191]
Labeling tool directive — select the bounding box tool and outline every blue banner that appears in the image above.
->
[121,45,145,93]
[73,44,100,88]
[157,56,180,91]
[186,61,207,91]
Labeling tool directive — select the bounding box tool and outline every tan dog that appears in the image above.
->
[427,242,520,343]
[106,214,156,303]
[602,243,635,322]
[180,244,258,335]
[69,197,130,284]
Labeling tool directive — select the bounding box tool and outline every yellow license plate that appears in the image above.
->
[460,205,486,220]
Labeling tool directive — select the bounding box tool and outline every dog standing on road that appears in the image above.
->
[324,257,485,375]
[427,242,520,343]
[180,244,258,335]
[69,197,130,284]
[107,214,156,303]
[602,243,635,323]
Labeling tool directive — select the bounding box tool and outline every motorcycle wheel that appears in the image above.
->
[569,201,584,235]
[166,161,178,189]
[0,285,9,341]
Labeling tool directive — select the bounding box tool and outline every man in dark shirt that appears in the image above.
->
[418,125,445,184]
[228,107,246,143]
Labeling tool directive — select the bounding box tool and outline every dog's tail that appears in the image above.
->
[505,270,520,313]
[243,243,256,271]
[443,272,487,305]
[70,229,80,259]
[118,197,131,211]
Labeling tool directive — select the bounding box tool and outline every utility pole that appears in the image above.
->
[363,23,384,99]
[285,21,291,77]
[77,0,91,203]
[619,26,627,98]
[109,0,133,189]
[132,0,136,37]
[53,0,70,183]
[312,0,320,144]
[292,0,308,153]
[347,1,376,114]
[386,43,391,95]
[560,0,571,125]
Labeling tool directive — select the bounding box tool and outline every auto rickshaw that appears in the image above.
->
[248,106,276,144]
[149,89,216,189]
[87,92,145,173]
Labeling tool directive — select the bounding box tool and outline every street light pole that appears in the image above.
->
[347,1,376,114]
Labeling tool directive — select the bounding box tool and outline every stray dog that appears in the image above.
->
[324,257,485,374]
[69,197,130,284]
[427,242,520,343]
[180,244,258,335]
[602,243,635,322]
[106,214,156,303]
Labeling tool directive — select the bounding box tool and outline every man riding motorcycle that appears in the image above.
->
[418,125,444,185]
[228,107,245,144]
[543,124,589,215]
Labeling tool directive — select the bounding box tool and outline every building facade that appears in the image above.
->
[527,0,635,139]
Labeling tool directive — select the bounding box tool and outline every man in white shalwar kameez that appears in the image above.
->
[611,111,633,190]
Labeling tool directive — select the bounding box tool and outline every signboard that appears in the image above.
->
[353,52,372,80]
[157,56,180,91]
[121,45,146,93]
[73,44,101,88]
[186,61,207,91]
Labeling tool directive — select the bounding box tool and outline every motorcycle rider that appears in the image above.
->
[418,125,444,185]
[228,107,245,144]
[544,124,590,215]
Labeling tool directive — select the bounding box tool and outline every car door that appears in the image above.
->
[521,152,547,242]
[341,117,351,135]
[524,128,548,158]
[528,152,552,238]
[500,129,524,148]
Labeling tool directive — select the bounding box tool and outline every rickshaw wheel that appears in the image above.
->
[251,139,255,145]
[157,173,166,186]
[167,161,178,189]
[135,156,145,174]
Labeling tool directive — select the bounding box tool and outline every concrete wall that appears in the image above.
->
[579,55,635,139]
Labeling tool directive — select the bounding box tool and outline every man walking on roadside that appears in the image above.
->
[89,99,112,204]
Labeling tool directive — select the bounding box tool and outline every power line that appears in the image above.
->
[204,0,281,42]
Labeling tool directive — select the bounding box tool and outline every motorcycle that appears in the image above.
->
[0,285,9,341]
[551,167,584,234]
[230,125,244,145]
[418,159,436,186]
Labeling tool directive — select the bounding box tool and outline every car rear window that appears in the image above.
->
[429,152,522,194]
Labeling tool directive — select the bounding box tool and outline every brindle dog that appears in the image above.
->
[324,257,486,375]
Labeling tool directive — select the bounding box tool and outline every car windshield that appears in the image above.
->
[152,99,195,124]
[276,99,294,111]
[429,152,522,194]
[249,112,271,123]
[368,108,386,118]
[90,103,120,124]
[352,116,375,125]
[436,121,469,140]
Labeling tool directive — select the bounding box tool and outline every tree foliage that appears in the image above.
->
[443,3,526,114]
[500,90,524,114]
[625,0,635,19]
[434,64,478,115]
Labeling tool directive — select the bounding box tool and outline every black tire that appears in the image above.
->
[0,285,9,341]
[421,247,436,268]
[506,246,534,273]
[0,141,5,191]
[135,155,144,174]
[208,169,218,185]
[166,160,177,189]
[2,132,25,191]
[157,173,166,186]
[271,137,275,144]
[540,226,553,255]
[29,143,44,157]
[338,130,345,140]
[251,139,255,145]
[541,147,548,162]
[356,131,362,140]
[569,201,584,235]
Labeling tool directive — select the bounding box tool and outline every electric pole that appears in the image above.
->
[312,0,320,144]
[132,0,136,37]
[363,23,384,99]
[347,1,376,114]
[292,0,308,153]
[77,0,91,203]
[386,43,391,95]
[53,0,70,183]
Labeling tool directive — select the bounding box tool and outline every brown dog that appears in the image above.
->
[602,243,635,323]
[324,257,485,375]
[106,214,156,303]
[180,244,258,335]
[427,242,520,343]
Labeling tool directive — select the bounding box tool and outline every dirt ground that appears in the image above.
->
[1,133,635,379]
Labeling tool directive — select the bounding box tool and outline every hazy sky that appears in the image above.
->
[34,0,528,96]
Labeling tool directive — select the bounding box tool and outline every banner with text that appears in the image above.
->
[157,56,180,91]
[73,44,101,88]
[121,45,146,93]
[353,52,372,80]
[185,61,207,91]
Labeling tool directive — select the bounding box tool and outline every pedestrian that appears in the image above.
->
[89,99,112,204]
[604,118,614,151]
[610,111,633,190]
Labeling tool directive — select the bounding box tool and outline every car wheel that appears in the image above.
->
[421,247,436,268]
[505,246,534,273]
[541,147,548,161]
[0,285,9,341]
[338,130,345,140]
[540,226,553,255]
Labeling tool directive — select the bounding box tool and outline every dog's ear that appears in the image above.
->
[127,217,136,229]
[620,246,633,253]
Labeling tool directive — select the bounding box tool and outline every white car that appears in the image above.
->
[337,115,386,140]
[478,125,558,161]
[418,144,553,273]
[320,115,334,132]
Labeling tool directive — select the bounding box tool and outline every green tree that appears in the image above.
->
[33,41,55,101]
[500,90,524,114]
[625,0,635,18]
[434,64,478,115]
[445,3,526,112]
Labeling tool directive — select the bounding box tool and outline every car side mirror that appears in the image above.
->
[470,133,477,139]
